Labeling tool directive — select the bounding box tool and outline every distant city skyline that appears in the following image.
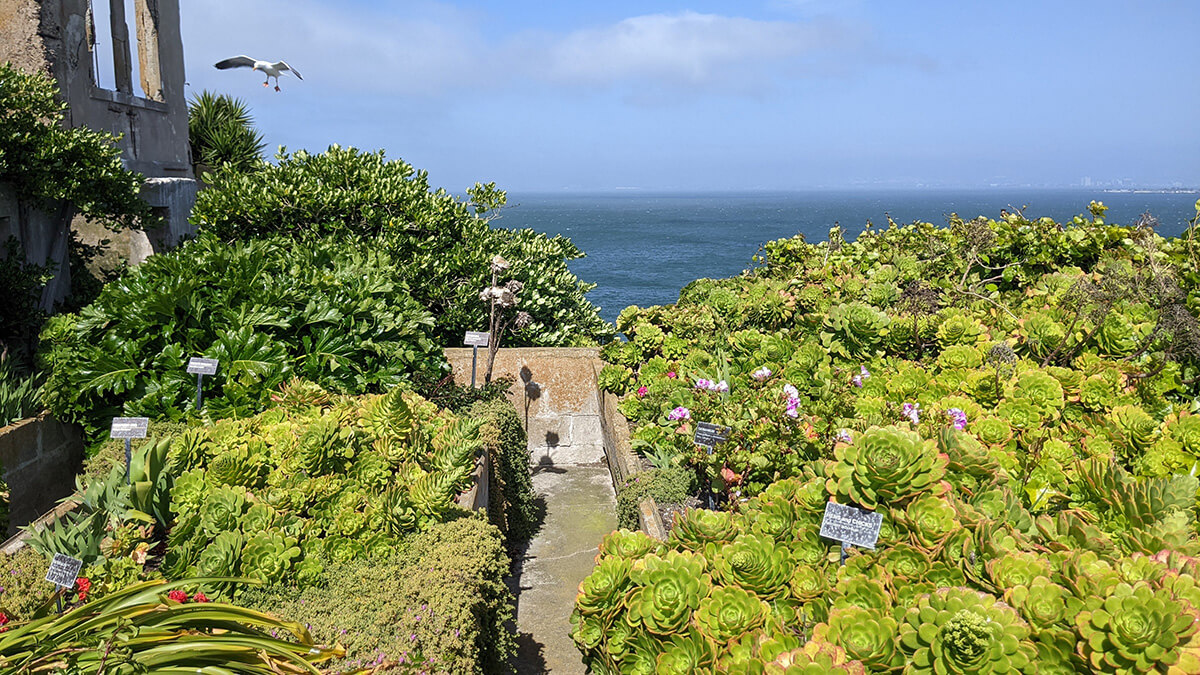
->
[151,1,1200,192]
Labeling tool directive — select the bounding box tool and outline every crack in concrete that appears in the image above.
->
[526,547,600,564]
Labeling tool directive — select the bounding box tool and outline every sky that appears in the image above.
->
[163,0,1200,192]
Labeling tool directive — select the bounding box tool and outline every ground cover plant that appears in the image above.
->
[578,202,1200,672]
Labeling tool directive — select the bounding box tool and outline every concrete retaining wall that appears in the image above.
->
[445,347,606,467]
[0,412,85,537]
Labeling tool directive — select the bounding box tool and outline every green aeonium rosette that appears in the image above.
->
[829,425,947,509]
[1074,581,1200,673]
[693,585,769,645]
[712,533,793,599]
[624,550,712,635]
[898,587,1035,674]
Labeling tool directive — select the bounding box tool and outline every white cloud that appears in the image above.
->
[181,3,865,99]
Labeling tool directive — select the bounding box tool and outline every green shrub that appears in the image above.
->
[39,234,445,440]
[190,145,613,347]
[470,398,538,550]
[0,349,42,426]
[0,547,53,620]
[187,90,265,173]
[242,514,516,674]
[616,467,697,530]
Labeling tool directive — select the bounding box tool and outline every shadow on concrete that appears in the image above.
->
[532,455,566,476]
[544,430,560,447]
[522,366,541,430]
[507,492,549,674]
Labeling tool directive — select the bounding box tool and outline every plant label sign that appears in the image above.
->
[464,331,490,347]
[44,553,83,589]
[110,417,149,439]
[819,502,883,550]
[186,357,219,375]
[694,421,731,449]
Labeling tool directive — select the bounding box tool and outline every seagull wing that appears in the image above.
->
[214,55,257,70]
[274,61,303,80]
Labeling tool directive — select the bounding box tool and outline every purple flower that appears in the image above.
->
[851,375,863,388]
[751,367,771,382]
[902,402,921,425]
[783,384,799,399]
[714,380,729,393]
[695,378,713,391]
[860,365,871,379]
[668,406,691,421]
[946,408,968,431]
[836,429,853,444]
[784,395,801,419]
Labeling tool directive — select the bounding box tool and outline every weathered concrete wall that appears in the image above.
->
[0,413,85,537]
[446,347,607,466]
[0,0,197,309]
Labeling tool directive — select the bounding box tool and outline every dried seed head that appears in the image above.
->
[490,255,510,273]
[515,311,533,329]
[505,279,524,294]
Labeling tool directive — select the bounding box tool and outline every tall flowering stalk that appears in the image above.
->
[481,255,532,383]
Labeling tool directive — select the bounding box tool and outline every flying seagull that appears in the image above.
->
[214,56,302,91]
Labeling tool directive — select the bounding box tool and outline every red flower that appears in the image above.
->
[75,577,92,601]
[193,592,210,603]
[0,611,9,626]
[167,590,188,603]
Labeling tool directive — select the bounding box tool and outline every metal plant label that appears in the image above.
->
[44,553,84,589]
[693,421,731,449]
[186,357,219,375]
[819,501,883,550]
[110,417,149,439]
[464,331,490,347]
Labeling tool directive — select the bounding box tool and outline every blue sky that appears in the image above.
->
[174,1,1200,192]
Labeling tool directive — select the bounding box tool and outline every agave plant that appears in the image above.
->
[898,587,1036,674]
[0,577,342,672]
[829,425,947,509]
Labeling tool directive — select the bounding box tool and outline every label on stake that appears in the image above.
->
[45,553,83,589]
[819,501,883,550]
[110,417,149,439]
[186,357,219,375]
[693,421,731,449]
[464,331,490,347]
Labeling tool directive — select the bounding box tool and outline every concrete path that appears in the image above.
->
[510,463,617,673]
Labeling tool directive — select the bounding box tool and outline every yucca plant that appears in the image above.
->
[187,90,265,174]
[0,577,343,672]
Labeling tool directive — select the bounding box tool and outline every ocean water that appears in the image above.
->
[497,189,1200,323]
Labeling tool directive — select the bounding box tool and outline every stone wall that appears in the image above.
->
[445,347,607,466]
[0,413,84,537]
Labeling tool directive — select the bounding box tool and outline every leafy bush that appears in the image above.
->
[39,234,444,440]
[242,515,516,674]
[0,349,42,426]
[190,145,613,347]
[0,548,53,621]
[615,467,697,530]
[470,397,538,549]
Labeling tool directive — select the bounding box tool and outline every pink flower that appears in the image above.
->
[666,371,676,379]
[751,367,771,382]
[668,406,691,421]
[720,467,741,484]
[193,592,210,603]
[946,408,968,431]
[902,402,921,425]
[167,590,188,603]
[714,380,729,393]
[636,386,648,398]
[783,384,799,398]
[851,375,863,387]
[695,378,713,391]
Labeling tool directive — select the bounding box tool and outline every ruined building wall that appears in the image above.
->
[0,0,197,309]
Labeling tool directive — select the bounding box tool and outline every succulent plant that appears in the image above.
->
[898,587,1035,674]
[598,363,635,395]
[812,606,902,671]
[1075,581,1200,673]
[789,564,831,602]
[240,530,301,583]
[693,585,769,645]
[654,629,715,675]
[1007,369,1065,411]
[1003,576,1080,631]
[1018,309,1067,357]
[199,485,248,537]
[994,400,1043,432]
[829,425,947,509]
[935,309,989,349]
[821,302,890,359]
[746,499,798,542]
[599,529,663,560]
[973,416,1013,447]
[569,610,605,654]
[625,550,712,635]
[1109,404,1158,451]
[575,555,634,618]
[195,530,244,591]
[671,508,740,550]
[1169,413,1200,456]
[766,641,866,674]
[208,447,266,488]
[712,533,793,599]
[987,551,1054,591]
[831,576,892,613]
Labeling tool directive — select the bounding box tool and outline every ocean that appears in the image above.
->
[496,189,1200,323]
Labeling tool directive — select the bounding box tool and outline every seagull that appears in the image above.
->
[214,56,302,91]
